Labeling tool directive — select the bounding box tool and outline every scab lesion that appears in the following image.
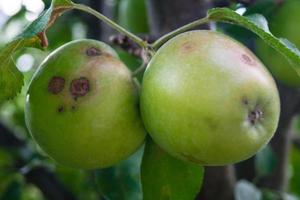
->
[48,76,65,94]
[57,105,65,113]
[70,77,90,99]
[241,54,256,66]
[86,47,102,57]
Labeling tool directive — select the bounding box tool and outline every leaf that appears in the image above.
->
[207,8,300,76]
[94,147,144,200]
[255,145,277,177]
[0,0,73,104]
[141,138,204,200]
[234,180,261,200]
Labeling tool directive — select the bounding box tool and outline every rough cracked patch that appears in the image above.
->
[48,76,65,94]
[70,77,90,99]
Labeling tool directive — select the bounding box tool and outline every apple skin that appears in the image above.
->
[256,0,300,87]
[140,31,280,166]
[25,39,146,169]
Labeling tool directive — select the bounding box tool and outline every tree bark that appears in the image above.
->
[146,0,211,37]
[198,166,236,200]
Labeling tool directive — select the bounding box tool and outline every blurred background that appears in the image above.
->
[0,0,300,199]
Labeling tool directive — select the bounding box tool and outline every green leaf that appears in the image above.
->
[141,138,204,200]
[255,145,277,177]
[0,0,73,104]
[207,8,300,76]
[95,147,144,200]
[0,39,37,104]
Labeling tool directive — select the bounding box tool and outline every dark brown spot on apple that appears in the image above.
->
[57,106,64,113]
[86,47,101,56]
[248,109,263,125]
[70,77,90,98]
[242,98,248,105]
[71,105,76,111]
[48,76,65,94]
[242,54,255,66]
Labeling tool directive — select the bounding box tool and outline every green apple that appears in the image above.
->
[256,0,300,87]
[25,39,146,169]
[141,30,280,166]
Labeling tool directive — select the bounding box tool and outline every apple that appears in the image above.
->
[140,30,280,166]
[25,39,146,169]
[256,0,300,87]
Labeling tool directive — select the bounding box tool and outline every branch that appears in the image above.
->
[24,166,77,200]
[109,34,155,60]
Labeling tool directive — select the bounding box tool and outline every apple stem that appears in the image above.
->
[152,17,210,50]
[72,3,149,50]
[132,62,147,77]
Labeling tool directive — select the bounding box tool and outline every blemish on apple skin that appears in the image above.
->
[181,42,195,53]
[57,106,64,113]
[248,109,263,125]
[48,76,65,94]
[242,54,256,66]
[71,105,76,111]
[86,47,101,56]
[70,77,90,99]
[242,98,249,105]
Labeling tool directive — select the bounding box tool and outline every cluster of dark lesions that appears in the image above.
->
[47,47,98,113]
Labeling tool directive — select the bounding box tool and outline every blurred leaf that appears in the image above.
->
[118,0,149,33]
[289,146,300,196]
[208,8,300,76]
[56,166,87,197]
[141,138,204,200]
[255,145,277,177]
[95,146,143,200]
[0,180,22,200]
[234,180,261,200]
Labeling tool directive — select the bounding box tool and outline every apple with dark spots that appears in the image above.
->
[140,31,280,165]
[25,39,146,169]
[256,0,300,87]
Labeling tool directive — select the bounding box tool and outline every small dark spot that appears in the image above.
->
[70,77,90,98]
[242,98,249,105]
[242,54,256,66]
[48,76,65,94]
[248,109,263,125]
[71,105,76,111]
[57,106,64,113]
[86,47,101,56]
